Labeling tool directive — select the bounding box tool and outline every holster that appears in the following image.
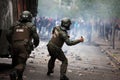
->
[25,41,34,54]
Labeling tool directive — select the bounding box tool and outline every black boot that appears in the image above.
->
[9,70,17,80]
[60,75,69,80]
[17,77,23,80]
[17,71,23,80]
[47,70,54,76]
[17,75,23,80]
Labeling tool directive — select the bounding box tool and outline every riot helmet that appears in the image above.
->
[61,18,71,30]
[19,11,32,22]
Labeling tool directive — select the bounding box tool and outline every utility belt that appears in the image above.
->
[13,39,34,52]
[47,41,63,56]
[13,39,29,43]
[47,41,61,50]
[13,40,25,42]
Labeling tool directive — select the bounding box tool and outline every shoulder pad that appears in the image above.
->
[12,21,20,26]
[26,22,35,27]
[26,22,34,26]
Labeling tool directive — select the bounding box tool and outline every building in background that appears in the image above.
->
[0,0,38,57]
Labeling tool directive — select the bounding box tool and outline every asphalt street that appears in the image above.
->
[0,42,120,80]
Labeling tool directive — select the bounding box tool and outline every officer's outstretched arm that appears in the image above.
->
[65,38,81,46]
[61,32,82,46]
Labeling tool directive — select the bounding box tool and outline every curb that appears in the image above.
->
[105,50,120,69]
[99,46,120,69]
[93,41,120,69]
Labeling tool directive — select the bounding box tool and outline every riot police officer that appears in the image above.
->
[47,18,84,80]
[7,11,39,80]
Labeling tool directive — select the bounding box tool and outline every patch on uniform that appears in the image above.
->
[53,29,59,38]
[16,29,24,32]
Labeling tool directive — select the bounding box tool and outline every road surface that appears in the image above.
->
[0,41,120,80]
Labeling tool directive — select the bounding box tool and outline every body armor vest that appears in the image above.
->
[51,26,65,48]
[12,25,31,42]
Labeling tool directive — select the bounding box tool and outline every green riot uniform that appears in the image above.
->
[47,26,81,79]
[7,21,39,80]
